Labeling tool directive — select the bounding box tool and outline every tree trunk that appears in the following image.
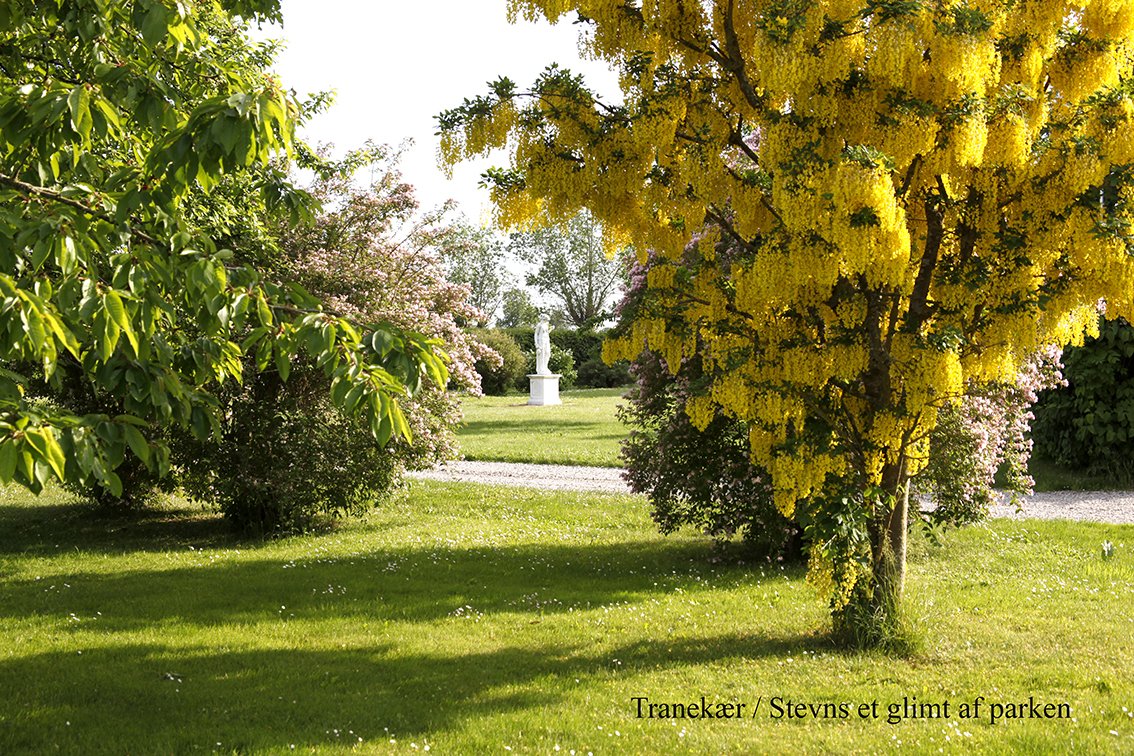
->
[877,478,908,606]
[835,463,910,648]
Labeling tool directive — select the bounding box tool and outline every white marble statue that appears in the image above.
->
[535,313,553,375]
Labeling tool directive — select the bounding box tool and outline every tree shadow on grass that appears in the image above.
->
[0,498,243,557]
[0,535,803,632]
[0,630,813,753]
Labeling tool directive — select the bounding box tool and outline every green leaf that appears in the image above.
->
[41,429,67,481]
[274,348,291,381]
[68,85,92,141]
[20,450,35,485]
[255,335,273,371]
[99,313,121,361]
[104,290,129,330]
[0,441,18,483]
[390,401,412,444]
[104,290,138,354]
[330,376,350,406]
[370,329,394,357]
[190,406,210,441]
[342,382,365,413]
[375,413,392,446]
[141,2,170,47]
[22,428,65,480]
[22,308,47,353]
[57,235,77,274]
[242,326,269,350]
[45,313,81,359]
[122,425,150,464]
[256,293,274,327]
[104,470,123,498]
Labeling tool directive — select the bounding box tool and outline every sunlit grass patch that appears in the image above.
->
[457,388,627,467]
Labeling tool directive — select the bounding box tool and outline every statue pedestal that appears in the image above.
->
[527,374,562,406]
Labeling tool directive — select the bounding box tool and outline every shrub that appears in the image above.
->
[1032,317,1134,481]
[176,367,401,534]
[577,356,632,388]
[176,145,488,533]
[551,329,601,368]
[515,342,577,390]
[503,326,536,353]
[474,329,528,395]
[620,350,799,560]
[915,347,1064,526]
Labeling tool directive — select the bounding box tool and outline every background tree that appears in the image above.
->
[440,1,1134,645]
[498,288,542,329]
[0,0,443,499]
[508,210,626,329]
[439,218,509,326]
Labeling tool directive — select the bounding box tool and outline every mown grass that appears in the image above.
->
[457,388,627,467]
[2,481,1132,753]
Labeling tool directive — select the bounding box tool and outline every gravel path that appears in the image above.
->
[410,460,628,493]
[410,460,1134,524]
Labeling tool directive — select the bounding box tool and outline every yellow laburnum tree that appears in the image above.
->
[439,0,1134,641]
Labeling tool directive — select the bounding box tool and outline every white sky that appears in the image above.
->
[265,1,620,223]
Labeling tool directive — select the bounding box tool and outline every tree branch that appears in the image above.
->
[898,154,923,199]
[704,204,755,254]
[0,171,163,248]
[904,187,945,331]
[721,0,765,113]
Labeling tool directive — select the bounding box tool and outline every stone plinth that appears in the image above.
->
[527,374,562,406]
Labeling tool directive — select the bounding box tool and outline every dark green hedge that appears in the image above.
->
[1032,317,1134,481]
[501,327,631,388]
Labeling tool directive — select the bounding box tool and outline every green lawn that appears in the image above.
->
[457,387,628,467]
[459,389,1134,496]
[2,482,1132,753]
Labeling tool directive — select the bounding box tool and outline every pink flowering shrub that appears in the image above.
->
[916,347,1065,525]
[176,145,500,532]
[280,144,500,465]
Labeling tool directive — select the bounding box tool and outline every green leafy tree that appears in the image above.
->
[439,219,508,326]
[1033,318,1134,482]
[0,1,444,498]
[508,210,626,328]
[498,287,541,329]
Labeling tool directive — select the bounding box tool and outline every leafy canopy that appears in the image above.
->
[0,0,446,496]
[508,210,627,329]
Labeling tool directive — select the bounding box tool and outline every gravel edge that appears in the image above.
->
[409,461,1134,524]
